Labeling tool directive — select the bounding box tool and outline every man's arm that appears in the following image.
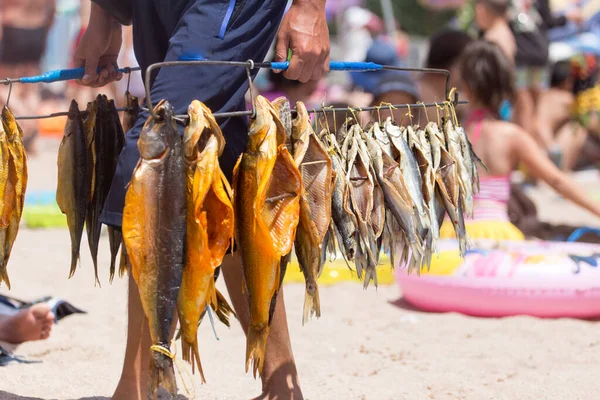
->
[73,3,123,87]
[274,0,330,83]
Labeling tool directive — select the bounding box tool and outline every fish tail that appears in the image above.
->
[0,265,10,289]
[118,242,129,278]
[181,339,206,383]
[302,280,321,325]
[363,266,378,289]
[213,289,237,327]
[68,251,78,279]
[108,227,121,284]
[149,349,177,398]
[245,324,269,378]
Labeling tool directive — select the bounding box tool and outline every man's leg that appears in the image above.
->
[112,273,151,400]
[220,254,303,400]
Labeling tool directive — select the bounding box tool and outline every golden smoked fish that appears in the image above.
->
[117,92,140,279]
[233,96,302,377]
[57,101,90,278]
[122,101,185,398]
[291,102,334,324]
[177,101,235,381]
[0,106,27,288]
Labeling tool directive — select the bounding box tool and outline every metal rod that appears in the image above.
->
[145,60,259,119]
[184,100,469,121]
[12,100,468,123]
[15,107,132,120]
[383,65,451,101]
[143,59,457,120]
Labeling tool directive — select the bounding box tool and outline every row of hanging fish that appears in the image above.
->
[122,100,236,398]
[57,93,130,285]
[0,107,28,289]
[322,111,481,283]
[235,95,483,379]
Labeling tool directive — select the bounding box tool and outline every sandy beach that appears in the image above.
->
[1,138,600,400]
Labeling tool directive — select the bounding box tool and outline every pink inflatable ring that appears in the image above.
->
[396,239,600,318]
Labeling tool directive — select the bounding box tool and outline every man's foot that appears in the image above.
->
[111,372,146,400]
[252,362,304,400]
[0,303,54,344]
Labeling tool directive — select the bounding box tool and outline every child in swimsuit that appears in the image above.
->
[439,40,600,243]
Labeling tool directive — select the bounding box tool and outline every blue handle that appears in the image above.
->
[178,55,383,72]
[270,61,382,72]
[19,67,132,84]
[567,227,600,242]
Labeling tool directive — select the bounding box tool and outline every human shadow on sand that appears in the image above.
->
[389,297,423,312]
[0,392,189,400]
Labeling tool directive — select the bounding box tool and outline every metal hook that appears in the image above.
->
[246,59,256,119]
[124,67,132,94]
[5,78,13,108]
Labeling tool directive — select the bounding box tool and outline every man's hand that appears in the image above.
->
[73,4,123,88]
[274,0,330,83]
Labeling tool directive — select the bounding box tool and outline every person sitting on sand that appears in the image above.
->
[0,303,54,344]
[438,40,600,243]
[474,0,516,63]
[535,60,593,170]
[418,29,473,121]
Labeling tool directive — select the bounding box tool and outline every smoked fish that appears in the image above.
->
[57,100,90,278]
[233,96,302,377]
[122,101,185,398]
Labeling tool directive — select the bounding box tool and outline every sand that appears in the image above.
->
[1,138,600,400]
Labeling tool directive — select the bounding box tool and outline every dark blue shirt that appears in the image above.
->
[92,0,133,25]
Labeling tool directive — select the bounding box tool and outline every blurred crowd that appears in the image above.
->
[0,0,140,155]
[0,0,598,175]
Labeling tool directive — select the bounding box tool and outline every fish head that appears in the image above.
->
[291,101,310,142]
[247,95,277,153]
[1,105,23,141]
[84,101,97,132]
[272,97,292,143]
[125,91,139,108]
[198,102,226,155]
[336,117,355,145]
[64,100,81,134]
[407,125,419,147]
[373,122,387,142]
[137,100,174,161]
[182,100,207,161]
[271,105,288,147]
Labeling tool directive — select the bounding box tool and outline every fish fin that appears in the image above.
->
[212,288,237,327]
[205,173,235,267]
[0,264,10,289]
[148,349,177,398]
[261,146,302,255]
[108,227,122,283]
[181,338,206,383]
[246,324,269,378]
[363,265,378,289]
[118,239,129,278]
[302,279,321,325]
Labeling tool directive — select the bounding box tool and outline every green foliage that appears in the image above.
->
[365,0,458,36]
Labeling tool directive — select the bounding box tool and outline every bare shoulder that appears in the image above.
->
[483,120,527,143]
